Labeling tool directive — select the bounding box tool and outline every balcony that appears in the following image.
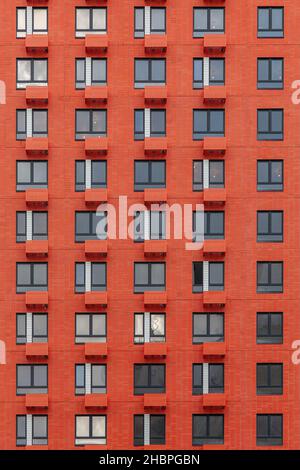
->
[85,86,108,104]
[144,86,167,104]
[144,240,167,257]
[144,137,167,155]
[85,240,108,257]
[202,393,226,409]
[26,86,48,104]
[203,188,226,205]
[85,342,108,358]
[203,291,226,307]
[144,188,167,204]
[144,394,166,409]
[144,35,167,53]
[203,240,226,256]
[203,34,226,53]
[85,137,108,156]
[25,35,48,52]
[85,394,108,409]
[203,137,226,156]
[144,291,167,307]
[25,394,48,409]
[144,343,167,358]
[25,343,48,358]
[25,189,48,207]
[203,86,226,104]
[85,35,108,53]
[202,342,226,358]
[25,291,48,308]
[26,138,48,155]
[85,291,107,307]
[84,189,108,205]
[26,240,48,258]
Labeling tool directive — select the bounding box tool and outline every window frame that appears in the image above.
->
[256,312,283,344]
[134,109,166,140]
[134,414,166,446]
[16,313,48,344]
[16,364,48,395]
[75,109,107,140]
[134,312,166,344]
[256,414,283,446]
[16,211,48,243]
[134,160,166,191]
[257,58,283,89]
[16,415,48,446]
[16,160,48,192]
[257,211,283,242]
[257,7,284,38]
[193,8,225,38]
[192,414,224,445]
[75,58,107,89]
[75,211,107,242]
[16,262,48,293]
[257,261,283,293]
[193,109,225,140]
[75,415,107,445]
[75,7,107,35]
[16,109,48,140]
[75,363,107,395]
[16,58,48,87]
[134,7,166,38]
[257,109,283,141]
[134,262,166,293]
[256,363,283,395]
[134,58,166,88]
[257,160,283,192]
[193,312,224,344]
[134,363,166,395]
[75,313,107,344]
[75,262,107,293]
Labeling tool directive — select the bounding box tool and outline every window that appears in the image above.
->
[256,414,283,446]
[17,59,47,88]
[193,262,224,293]
[257,262,283,293]
[134,313,166,343]
[193,109,225,140]
[193,160,224,191]
[75,160,107,192]
[16,263,48,293]
[134,109,166,140]
[75,58,107,89]
[134,262,166,293]
[16,211,48,242]
[75,262,106,293]
[75,8,107,36]
[75,110,107,140]
[16,161,48,191]
[134,211,166,242]
[257,109,283,141]
[16,109,48,140]
[16,415,48,446]
[134,415,165,446]
[257,312,283,344]
[193,59,225,89]
[257,211,283,242]
[257,8,284,38]
[193,364,224,395]
[194,211,224,240]
[75,415,106,445]
[193,8,225,37]
[134,364,165,395]
[17,8,48,38]
[16,364,48,395]
[257,160,283,192]
[193,313,224,344]
[134,59,166,88]
[193,415,224,445]
[16,313,48,344]
[75,364,106,395]
[257,363,283,395]
[134,160,166,191]
[75,313,106,344]
[134,7,166,38]
[75,211,107,242]
[257,59,283,89]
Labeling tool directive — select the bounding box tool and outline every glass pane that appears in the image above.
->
[270,365,282,386]
[135,8,144,31]
[17,60,31,81]
[193,161,203,183]
[92,263,106,286]
[92,365,106,387]
[210,10,224,30]
[151,60,165,81]
[17,366,31,386]
[17,416,26,438]
[151,416,165,439]
[17,315,26,336]
[76,315,90,336]
[210,60,224,82]
[257,263,268,284]
[258,9,269,30]
[33,111,47,133]
[193,263,203,286]
[257,314,269,335]
[33,213,47,235]
[210,365,223,387]
[92,60,106,82]
[76,111,90,132]
[272,9,283,30]
[33,264,47,285]
[33,365,47,386]
[271,264,282,284]
[194,59,203,82]
[194,416,206,437]
[92,111,106,133]
[258,212,269,234]
[17,111,26,133]
[33,315,47,336]
[33,416,47,438]
[17,265,31,285]
[34,162,47,183]
[194,315,207,335]
[135,162,148,183]
[76,60,85,82]
[193,364,203,387]
[93,9,106,30]
[17,9,26,31]
[271,161,282,182]
[209,263,223,285]
[151,8,165,31]
[209,213,224,234]
[17,162,31,183]
[151,264,164,285]
[258,111,269,132]
[152,162,165,183]
[76,416,89,437]
[151,365,164,386]
[271,111,282,132]
[92,315,106,336]
[271,212,282,234]
[271,314,282,335]
[210,416,223,438]
[151,110,165,134]
[271,60,282,81]
[33,61,47,81]
[210,161,224,184]
[258,60,269,81]
[257,161,269,183]
[135,60,149,82]
[210,111,224,132]
[194,9,207,31]
[76,212,90,235]
[270,415,282,437]
[76,263,85,285]
[151,314,165,336]
[135,110,144,133]
[17,212,26,235]
[33,9,47,31]
[135,314,144,336]
[76,9,90,30]
[135,264,148,285]
[194,111,207,132]
[210,314,223,335]
[76,365,85,387]
[92,416,105,438]
[76,161,85,184]
[135,365,148,387]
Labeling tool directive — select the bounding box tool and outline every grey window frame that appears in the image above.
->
[134,109,166,140]
[257,58,283,89]
[257,160,283,192]
[257,109,283,141]
[257,261,283,293]
[134,313,166,344]
[256,312,283,344]
[75,58,107,89]
[257,363,283,395]
[193,109,225,140]
[75,109,107,140]
[16,364,48,395]
[134,160,166,191]
[134,7,166,38]
[134,262,166,293]
[16,415,48,446]
[134,414,165,446]
[16,7,48,37]
[192,414,224,445]
[134,58,166,88]
[195,211,224,240]
[75,363,107,395]
[75,415,107,442]
[257,7,284,38]
[193,262,224,293]
[193,363,224,395]
[257,211,283,242]
[134,211,166,242]
[16,313,48,345]
[75,7,107,34]
[193,313,224,344]
[16,160,48,192]
[256,414,283,446]
[75,262,107,293]
[193,8,225,38]
[75,211,107,242]
[134,364,166,395]
[75,160,107,192]
[193,58,225,89]
[75,313,107,344]
[16,211,48,242]
[16,262,48,293]
[16,58,48,86]
[16,109,48,140]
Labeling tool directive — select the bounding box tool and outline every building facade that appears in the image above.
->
[0,0,300,450]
